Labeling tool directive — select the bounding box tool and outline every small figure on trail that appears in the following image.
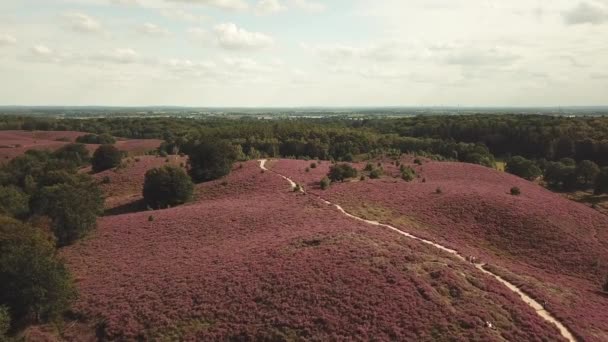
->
[485,321,494,329]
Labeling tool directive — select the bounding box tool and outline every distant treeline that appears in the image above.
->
[357,115,608,165]
[4,114,608,166]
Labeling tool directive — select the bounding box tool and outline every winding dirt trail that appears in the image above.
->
[259,159,576,342]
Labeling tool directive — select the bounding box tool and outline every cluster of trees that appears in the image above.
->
[505,155,608,193]
[0,116,496,167]
[75,133,116,145]
[358,115,608,166]
[0,144,106,337]
[142,140,237,209]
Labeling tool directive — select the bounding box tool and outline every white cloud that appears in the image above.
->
[92,48,140,64]
[165,0,248,11]
[62,12,103,33]
[25,45,141,65]
[0,33,17,46]
[213,22,274,50]
[159,8,207,22]
[256,0,286,15]
[136,23,169,36]
[291,0,325,12]
[563,2,608,25]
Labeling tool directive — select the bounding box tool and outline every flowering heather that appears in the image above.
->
[271,158,608,341]
[0,130,162,163]
[61,161,564,341]
[92,155,187,212]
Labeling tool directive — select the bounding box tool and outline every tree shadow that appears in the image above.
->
[104,199,146,216]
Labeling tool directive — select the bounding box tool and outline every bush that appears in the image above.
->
[364,163,374,172]
[414,159,422,165]
[320,177,331,190]
[401,166,416,182]
[0,185,29,218]
[32,180,103,246]
[369,168,382,179]
[0,217,76,324]
[0,306,9,338]
[188,141,237,183]
[510,187,521,196]
[92,145,122,173]
[143,165,194,209]
[505,156,542,181]
[328,164,358,182]
[310,162,317,169]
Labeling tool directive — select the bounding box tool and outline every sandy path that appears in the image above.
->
[258,159,576,342]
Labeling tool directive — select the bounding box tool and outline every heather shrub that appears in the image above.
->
[143,165,194,209]
[305,167,310,172]
[510,187,521,196]
[364,163,374,172]
[414,158,422,165]
[188,140,237,183]
[310,162,317,169]
[435,187,443,194]
[328,164,358,182]
[92,145,122,173]
[360,175,366,181]
[505,156,542,181]
[0,185,29,218]
[320,177,331,190]
[0,216,76,325]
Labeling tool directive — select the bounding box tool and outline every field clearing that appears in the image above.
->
[271,158,608,341]
[0,130,162,163]
[59,160,565,341]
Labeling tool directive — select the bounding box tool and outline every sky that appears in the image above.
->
[0,0,607,107]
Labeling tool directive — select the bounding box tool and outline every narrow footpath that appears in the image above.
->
[259,159,576,342]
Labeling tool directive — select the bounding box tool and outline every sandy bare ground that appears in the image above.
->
[259,159,576,342]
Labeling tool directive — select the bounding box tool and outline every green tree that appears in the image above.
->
[53,143,90,166]
[328,164,358,182]
[187,141,237,183]
[92,145,122,173]
[143,165,194,209]
[0,216,76,324]
[32,180,103,246]
[595,168,608,195]
[576,160,600,186]
[0,186,29,218]
[505,156,542,181]
[0,306,9,337]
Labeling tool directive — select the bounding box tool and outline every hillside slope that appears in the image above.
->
[0,130,161,163]
[271,158,608,341]
[60,161,565,341]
